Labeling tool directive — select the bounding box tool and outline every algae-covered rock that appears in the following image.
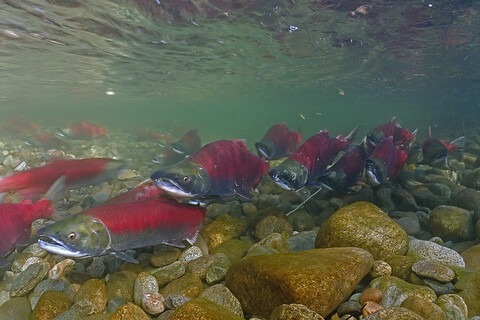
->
[31,290,72,320]
[451,188,480,210]
[199,284,243,317]
[248,233,290,254]
[363,306,425,319]
[0,297,31,320]
[133,272,159,306]
[200,214,247,250]
[160,273,203,299]
[151,261,186,287]
[210,239,251,263]
[254,215,293,240]
[10,261,49,297]
[452,271,480,316]
[150,247,181,267]
[74,278,107,314]
[315,202,409,259]
[106,271,136,302]
[461,244,480,271]
[400,296,446,320]
[225,247,373,318]
[436,294,469,320]
[370,276,437,307]
[270,303,325,320]
[205,253,231,285]
[407,238,465,268]
[110,302,150,320]
[167,298,244,320]
[428,206,476,241]
[411,260,455,282]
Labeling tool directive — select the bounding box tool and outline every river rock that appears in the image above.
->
[160,273,202,299]
[165,295,191,310]
[453,271,480,317]
[428,206,476,241]
[74,278,107,314]
[199,284,243,317]
[248,233,290,254]
[407,238,465,268]
[460,244,480,271]
[254,215,294,240]
[225,247,373,318]
[106,271,136,302]
[210,239,251,263]
[315,202,409,259]
[141,291,164,315]
[178,246,203,264]
[370,260,392,278]
[363,306,425,319]
[436,294,469,320]
[400,296,446,320]
[110,302,150,320]
[10,261,49,297]
[31,290,72,320]
[166,297,244,320]
[133,272,159,306]
[369,276,437,307]
[200,214,247,250]
[360,287,383,305]
[270,303,324,320]
[151,261,186,287]
[185,254,218,280]
[30,279,69,309]
[451,188,480,210]
[205,253,231,285]
[150,247,181,267]
[0,297,32,320]
[411,260,455,282]
[49,259,75,281]
[287,230,317,252]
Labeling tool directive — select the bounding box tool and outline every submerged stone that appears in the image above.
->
[270,303,325,320]
[411,260,455,282]
[199,284,243,317]
[110,302,150,320]
[460,243,480,271]
[400,296,446,320]
[407,238,465,268]
[453,271,480,317]
[106,271,136,302]
[210,239,251,263]
[31,290,72,320]
[0,297,32,320]
[200,214,247,250]
[160,273,203,299]
[225,247,373,318]
[315,201,409,259]
[74,278,107,314]
[428,205,476,242]
[167,298,244,320]
[436,294,469,320]
[369,276,436,307]
[10,261,49,297]
[363,306,425,319]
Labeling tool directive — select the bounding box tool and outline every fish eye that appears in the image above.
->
[67,232,76,240]
[183,176,189,182]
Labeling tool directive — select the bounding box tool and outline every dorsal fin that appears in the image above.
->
[232,139,247,149]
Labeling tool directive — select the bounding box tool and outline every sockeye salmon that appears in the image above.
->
[255,123,301,160]
[55,121,108,140]
[104,180,164,205]
[364,118,417,153]
[37,195,205,262]
[0,158,126,199]
[151,139,268,199]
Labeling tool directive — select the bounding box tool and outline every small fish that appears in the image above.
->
[364,118,417,152]
[0,176,65,267]
[151,140,269,199]
[318,143,367,191]
[422,136,465,167]
[363,137,407,186]
[0,158,126,199]
[37,195,205,262]
[104,180,164,205]
[55,122,108,140]
[170,129,201,155]
[269,127,358,190]
[24,133,69,149]
[255,123,301,160]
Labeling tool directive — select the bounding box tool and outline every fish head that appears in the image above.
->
[269,159,308,190]
[37,214,110,259]
[255,139,276,160]
[364,129,383,153]
[151,160,211,198]
[363,157,387,187]
[318,170,347,191]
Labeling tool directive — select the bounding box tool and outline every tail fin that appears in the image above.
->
[345,125,361,142]
[43,176,66,220]
[450,136,466,155]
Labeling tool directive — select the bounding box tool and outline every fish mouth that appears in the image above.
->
[363,160,382,187]
[153,178,194,197]
[37,237,91,258]
[270,174,296,191]
[255,142,273,160]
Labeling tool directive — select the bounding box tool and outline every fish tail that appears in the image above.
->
[43,176,66,220]
[345,125,361,142]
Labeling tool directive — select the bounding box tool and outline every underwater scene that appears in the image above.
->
[1,0,480,319]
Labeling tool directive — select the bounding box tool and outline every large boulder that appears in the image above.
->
[315,202,409,259]
[225,247,373,318]
[428,206,475,242]
[167,298,244,320]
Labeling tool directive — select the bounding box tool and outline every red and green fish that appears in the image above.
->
[151,139,268,199]
[0,158,126,199]
[153,129,201,166]
[365,118,417,152]
[255,123,301,160]
[104,180,164,205]
[0,177,65,267]
[23,133,70,149]
[37,195,205,262]
[55,122,108,140]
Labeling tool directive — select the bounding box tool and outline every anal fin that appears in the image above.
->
[111,251,139,264]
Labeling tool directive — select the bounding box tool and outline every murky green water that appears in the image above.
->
[1,0,479,142]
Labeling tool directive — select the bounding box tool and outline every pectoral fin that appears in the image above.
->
[111,251,139,264]
[235,188,253,200]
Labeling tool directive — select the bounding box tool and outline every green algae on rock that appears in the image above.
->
[315,201,409,260]
[74,278,107,314]
[400,296,446,320]
[166,297,244,320]
[210,239,251,263]
[225,247,373,318]
[199,284,244,317]
[428,205,476,242]
[369,276,437,307]
[110,302,150,320]
[461,244,480,271]
[452,271,480,317]
[160,273,203,299]
[106,271,137,302]
[270,303,325,320]
[0,297,32,320]
[436,294,469,320]
[363,306,425,319]
[31,290,72,320]
[200,214,247,250]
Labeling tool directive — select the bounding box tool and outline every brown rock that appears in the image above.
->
[254,215,293,240]
[400,296,446,320]
[74,279,107,313]
[31,290,72,320]
[161,273,203,299]
[210,239,251,263]
[200,214,247,250]
[359,288,383,305]
[428,205,475,242]
[225,247,373,318]
[270,303,324,320]
[110,302,150,320]
[364,306,425,319]
[106,271,136,302]
[315,202,409,259]
[411,260,455,283]
[461,244,480,271]
[167,298,244,320]
[452,272,480,317]
[362,301,384,317]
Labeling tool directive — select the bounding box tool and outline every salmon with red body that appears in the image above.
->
[105,180,164,205]
[365,118,416,152]
[151,140,268,198]
[24,133,69,148]
[37,195,205,262]
[363,137,408,186]
[55,121,108,140]
[269,128,357,190]
[255,123,301,160]
[170,129,201,155]
[0,158,126,199]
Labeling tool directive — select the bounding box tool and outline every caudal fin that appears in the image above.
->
[43,176,66,220]
[449,136,466,154]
